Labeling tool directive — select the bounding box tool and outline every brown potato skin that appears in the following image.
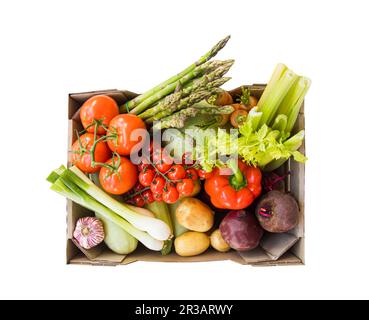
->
[174,231,210,257]
[176,198,214,232]
[210,229,230,252]
[255,190,299,233]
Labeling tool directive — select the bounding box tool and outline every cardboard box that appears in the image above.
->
[66,85,305,266]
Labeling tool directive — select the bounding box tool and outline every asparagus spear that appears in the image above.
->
[152,108,199,131]
[152,104,234,130]
[139,76,231,120]
[129,59,226,115]
[146,89,218,124]
[124,35,231,112]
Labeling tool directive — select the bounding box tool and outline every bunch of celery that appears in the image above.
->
[47,165,172,251]
[244,63,311,170]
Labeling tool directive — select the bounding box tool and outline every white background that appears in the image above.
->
[0,0,368,300]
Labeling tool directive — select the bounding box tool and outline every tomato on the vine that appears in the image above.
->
[176,179,195,196]
[197,168,214,180]
[153,148,173,173]
[150,176,166,195]
[133,183,144,194]
[138,162,153,172]
[132,195,145,207]
[107,114,147,156]
[142,190,154,204]
[167,165,186,180]
[80,95,119,134]
[185,168,199,181]
[99,156,138,195]
[182,152,195,165]
[162,184,179,204]
[138,169,155,187]
[153,193,163,202]
[71,133,111,173]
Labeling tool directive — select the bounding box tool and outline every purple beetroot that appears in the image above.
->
[220,210,264,251]
[255,190,299,233]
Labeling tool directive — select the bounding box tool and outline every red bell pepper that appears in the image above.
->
[204,160,262,210]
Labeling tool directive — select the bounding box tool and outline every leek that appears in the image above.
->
[66,166,171,241]
[50,176,164,251]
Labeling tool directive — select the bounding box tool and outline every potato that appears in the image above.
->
[174,231,210,257]
[175,198,214,232]
[210,229,230,252]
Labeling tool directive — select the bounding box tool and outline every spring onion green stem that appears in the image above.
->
[67,166,171,241]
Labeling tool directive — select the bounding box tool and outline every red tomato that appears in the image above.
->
[150,176,166,195]
[176,179,195,196]
[167,165,186,180]
[142,190,154,204]
[138,169,155,187]
[132,195,145,207]
[71,133,111,173]
[107,114,147,156]
[99,156,138,195]
[133,183,144,193]
[182,152,194,165]
[138,162,153,172]
[197,168,214,180]
[80,95,119,134]
[162,185,179,204]
[153,193,163,202]
[156,162,172,173]
[153,148,173,173]
[185,168,199,181]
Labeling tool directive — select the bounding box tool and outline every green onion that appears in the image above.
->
[66,166,171,241]
[50,175,164,251]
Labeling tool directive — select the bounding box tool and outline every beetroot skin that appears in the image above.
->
[220,210,264,251]
[255,190,299,233]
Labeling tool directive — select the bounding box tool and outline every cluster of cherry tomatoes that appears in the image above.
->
[71,94,212,204]
[127,149,207,206]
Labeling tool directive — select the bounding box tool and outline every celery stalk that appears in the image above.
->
[263,130,306,171]
[50,178,163,251]
[276,76,307,116]
[257,63,288,110]
[272,114,288,132]
[259,69,298,128]
[66,166,171,241]
[246,107,263,131]
[285,77,311,133]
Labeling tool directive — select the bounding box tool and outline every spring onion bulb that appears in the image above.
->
[67,166,171,241]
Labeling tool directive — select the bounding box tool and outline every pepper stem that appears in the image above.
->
[228,159,247,191]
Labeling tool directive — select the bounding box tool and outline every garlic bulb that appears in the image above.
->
[73,217,105,249]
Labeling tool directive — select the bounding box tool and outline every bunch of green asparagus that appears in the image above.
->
[122,36,234,129]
